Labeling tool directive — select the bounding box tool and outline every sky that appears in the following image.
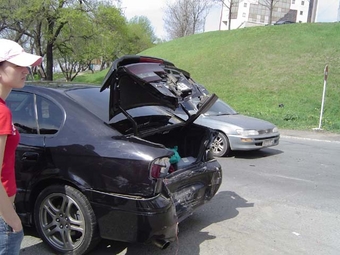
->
[120,0,339,39]
[120,0,222,39]
[317,0,339,22]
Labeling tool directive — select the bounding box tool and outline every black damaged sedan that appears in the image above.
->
[8,55,222,254]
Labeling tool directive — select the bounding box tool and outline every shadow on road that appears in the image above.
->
[88,190,254,255]
[20,191,253,255]
[20,242,53,255]
[20,226,54,254]
[228,147,283,159]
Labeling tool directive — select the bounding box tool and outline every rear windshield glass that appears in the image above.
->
[66,87,110,122]
[65,87,183,126]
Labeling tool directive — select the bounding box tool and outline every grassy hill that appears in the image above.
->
[75,22,340,132]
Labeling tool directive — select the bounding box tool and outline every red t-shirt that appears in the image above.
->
[0,98,20,197]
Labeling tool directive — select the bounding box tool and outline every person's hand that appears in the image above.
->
[9,215,23,233]
[12,223,23,233]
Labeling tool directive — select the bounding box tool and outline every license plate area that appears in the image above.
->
[262,139,275,146]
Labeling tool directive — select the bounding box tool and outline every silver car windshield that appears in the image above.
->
[205,99,237,116]
[188,98,237,116]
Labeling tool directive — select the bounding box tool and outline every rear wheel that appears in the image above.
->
[34,185,100,254]
[211,131,230,157]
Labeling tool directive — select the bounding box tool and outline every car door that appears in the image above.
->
[6,90,63,218]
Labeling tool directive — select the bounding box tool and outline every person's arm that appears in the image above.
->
[0,135,22,232]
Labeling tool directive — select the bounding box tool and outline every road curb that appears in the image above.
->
[280,129,340,143]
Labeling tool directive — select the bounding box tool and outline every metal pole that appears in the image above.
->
[317,65,328,130]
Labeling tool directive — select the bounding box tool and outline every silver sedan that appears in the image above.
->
[178,98,280,157]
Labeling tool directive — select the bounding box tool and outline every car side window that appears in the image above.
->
[7,91,38,134]
[6,91,64,135]
[36,96,63,135]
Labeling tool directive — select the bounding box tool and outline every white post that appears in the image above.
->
[316,65,328,130]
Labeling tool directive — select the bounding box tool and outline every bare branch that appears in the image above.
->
[164,0,213,39]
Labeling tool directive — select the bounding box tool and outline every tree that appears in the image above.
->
[0,0,97,80]
[0,0,98,80]
[163,0,213,40]
[0,0,157,80]
[213,0,239,30]
[93,3,129,69]
[54,8,97,81]
[0,0,46,76]
[259,0,281,25]
[126,16,157,53]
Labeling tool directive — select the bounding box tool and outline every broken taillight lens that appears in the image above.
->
[150,157,171,179]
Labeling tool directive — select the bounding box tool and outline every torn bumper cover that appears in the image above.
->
[87,159,222,244]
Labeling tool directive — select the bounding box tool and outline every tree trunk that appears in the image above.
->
[228,7,232,30]
[269,1,274,24]
[46,18,54,81]
[46,41,53,81]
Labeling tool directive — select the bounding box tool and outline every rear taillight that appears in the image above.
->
[150,157,171,179]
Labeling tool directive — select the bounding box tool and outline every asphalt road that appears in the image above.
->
[20,130,340,255]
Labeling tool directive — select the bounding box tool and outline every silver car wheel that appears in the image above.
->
[39,193,85,250]
[211,132,230,157]
[34,185,100,254]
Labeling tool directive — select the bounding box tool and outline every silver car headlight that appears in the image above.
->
[272,127,278,133]
[236,129,259,136]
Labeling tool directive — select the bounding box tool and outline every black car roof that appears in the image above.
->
[24,81,98,91]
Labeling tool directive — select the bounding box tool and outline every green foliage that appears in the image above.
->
[73,69,109,84]
[77,23,340,133]
[124,16,156,54]
[94,3,129,63]
[0,0,157,80]
[129,16,158,43]
[54,7,97,81]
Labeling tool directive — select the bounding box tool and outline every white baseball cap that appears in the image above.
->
[0,39,42,67]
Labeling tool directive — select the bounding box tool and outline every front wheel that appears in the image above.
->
[211,131,231,157]
[34,185,100,255]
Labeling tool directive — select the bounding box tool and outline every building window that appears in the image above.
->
[242,12,246,17]
[244,3,247,7]
[292,0,295,4]
[300,11,303,15]
[301,1,304,5]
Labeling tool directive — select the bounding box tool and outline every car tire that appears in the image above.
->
[34,185,100,254]
[211,131,231,157]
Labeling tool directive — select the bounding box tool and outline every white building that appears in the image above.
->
[220,0,319,30]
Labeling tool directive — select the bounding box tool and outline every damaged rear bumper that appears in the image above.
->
[88,190,178,244]
[86,159,222,245]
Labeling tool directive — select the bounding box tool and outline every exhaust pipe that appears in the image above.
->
[152,239,171,250]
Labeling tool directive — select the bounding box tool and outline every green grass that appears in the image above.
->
[74,22,340,133]
[73,69,109,84]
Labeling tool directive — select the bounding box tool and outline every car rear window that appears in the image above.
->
[65,87,110,122]
[65,87,183,126]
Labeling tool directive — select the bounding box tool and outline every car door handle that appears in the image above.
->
[22,152,39,161]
